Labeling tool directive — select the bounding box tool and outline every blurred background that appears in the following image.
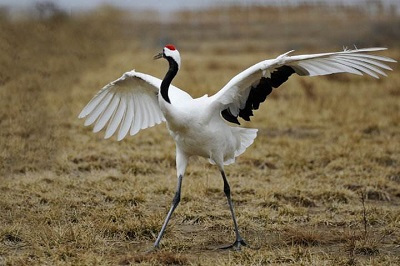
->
[1,0,400,51]
[0,0,399,175]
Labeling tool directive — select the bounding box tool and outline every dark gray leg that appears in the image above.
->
[220,170,247,250]
[153,174,183,248]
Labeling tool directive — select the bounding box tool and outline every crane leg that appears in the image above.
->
[220,170,247,250]
[153,174,183,248]
[153,149,187,249]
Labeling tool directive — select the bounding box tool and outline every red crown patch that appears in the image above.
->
[165,44,176,51]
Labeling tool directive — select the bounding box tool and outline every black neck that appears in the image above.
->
[161,57,179,104]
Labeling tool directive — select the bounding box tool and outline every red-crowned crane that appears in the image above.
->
[79,45,396,249]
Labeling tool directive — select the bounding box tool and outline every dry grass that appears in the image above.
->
[1,4,399,265]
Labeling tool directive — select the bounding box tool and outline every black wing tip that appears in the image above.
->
[221,66,295,125]
[221,109,240,125]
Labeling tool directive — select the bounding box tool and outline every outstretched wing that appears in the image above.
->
[79,70,190,141]
[210,47,396,124]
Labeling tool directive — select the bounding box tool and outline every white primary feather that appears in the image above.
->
[78,70,191,140]
[130,94,142,136]
[118,95,134,141]
[105,95,125,139]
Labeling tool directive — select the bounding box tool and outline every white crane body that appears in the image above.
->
[159,91,257,167]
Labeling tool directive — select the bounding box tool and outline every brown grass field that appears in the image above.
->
[0,4,399,265]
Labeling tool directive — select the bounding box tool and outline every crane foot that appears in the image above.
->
[219,239,247,251]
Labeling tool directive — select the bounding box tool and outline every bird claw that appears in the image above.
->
[219,239,247,251]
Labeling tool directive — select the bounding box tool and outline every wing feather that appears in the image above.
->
[312,58,363,75]
[79,70,185,140]
[149,93,160,126]
[297,60,334,76]
[118,95,134,141]
[330,58,379,78]
[343,52,397,62]
[340,55,393,70]
[84,92,114,127]
[137,94,149,129]
[93,94,118,133]
[304,60,337,74]
[105,96,126,139]
[335,56,388,77]
[130,94,142,136]
[101,95,120,137]
[78,87,109,119]
[151,96,164,124]
[211,47,395,124]
[145,93,161,125]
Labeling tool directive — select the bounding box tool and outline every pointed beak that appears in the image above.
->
[153,52,163,60]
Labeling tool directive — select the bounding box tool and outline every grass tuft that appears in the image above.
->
[121,251,189,265]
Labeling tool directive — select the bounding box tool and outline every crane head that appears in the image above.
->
[154,44,181,69]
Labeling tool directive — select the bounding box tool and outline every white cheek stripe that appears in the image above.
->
[164,48,181,69]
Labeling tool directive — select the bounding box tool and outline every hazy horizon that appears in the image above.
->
[1,0,399,13]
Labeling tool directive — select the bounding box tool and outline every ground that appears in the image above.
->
[0,4,399,265]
